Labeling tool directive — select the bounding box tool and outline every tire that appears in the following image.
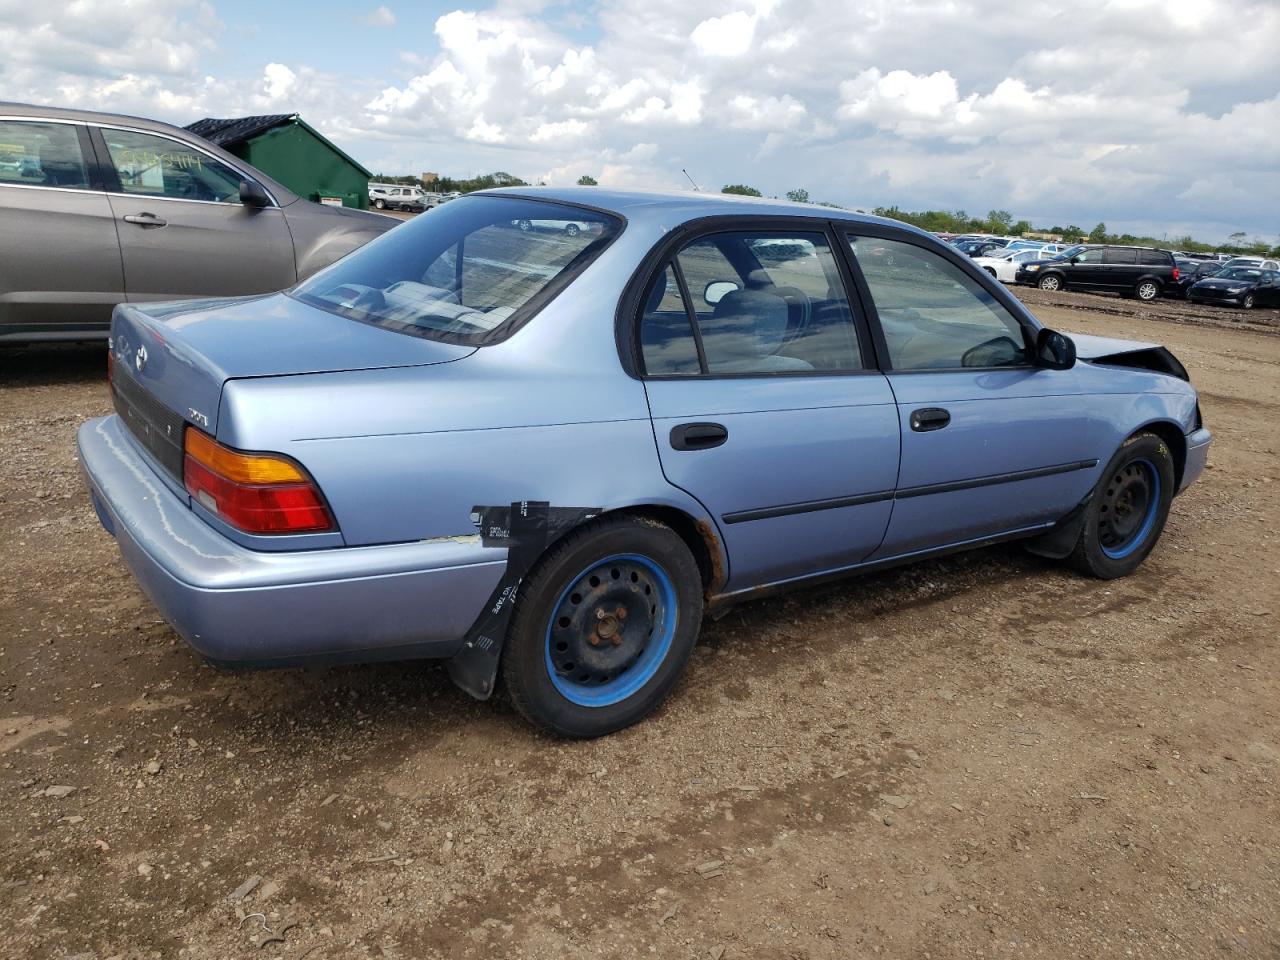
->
[1037,274,1062,292]
[1067,432,1175,579]
[564,223,581,237]
[517,219,532,232]
[1135,280,1160,302]
[983,267,997,278]
[502,516,704,738]
[373,198,386,210]
[1242,294,1255,309]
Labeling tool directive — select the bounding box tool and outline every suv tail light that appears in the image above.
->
[1171,266,1180,280]
[183,428,335,535]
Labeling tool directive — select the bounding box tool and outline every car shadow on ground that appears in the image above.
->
[0,344,106,387]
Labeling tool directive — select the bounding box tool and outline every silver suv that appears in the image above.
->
[0,102,397,343]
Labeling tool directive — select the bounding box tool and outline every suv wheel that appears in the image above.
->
[373,198,386,210]
[1135,280,1160,302]
[1037,274,1062,292]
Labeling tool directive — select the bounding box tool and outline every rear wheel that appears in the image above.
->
[517,219,532,232]
[564,223,581,237]
[502,516,703,738]
[983,266,997,278]
[1068,432,1174,579]
[1135,279,1160,302]
[1038,274,1062,292]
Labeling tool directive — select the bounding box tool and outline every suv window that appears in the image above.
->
[0,120,91,190]
[1105,248,1138,265]
[1139,250,1170,266]
[648,231,863,375]
[101,128,246,203]
[848,235,1029,370]
[1075,248,1105,264]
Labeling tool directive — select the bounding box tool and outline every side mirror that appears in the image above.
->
[239,180,270,208]
[1035,327,1076,370]
[1068,256,1080,264]
[704,280,740,305]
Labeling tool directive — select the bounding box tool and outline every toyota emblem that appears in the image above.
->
[135,345,148,373]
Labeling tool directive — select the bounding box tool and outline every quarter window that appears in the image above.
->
[101,129,247,203]
[642,231,863,375]
[0,120,91,190]
[847,235,1029,371]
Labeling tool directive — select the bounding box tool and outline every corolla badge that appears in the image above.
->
[135,345,148,373]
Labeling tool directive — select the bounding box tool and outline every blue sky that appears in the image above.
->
[4,0,1278,243]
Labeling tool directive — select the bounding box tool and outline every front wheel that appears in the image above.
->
[1135,280,1160,302]
[1038,274,1062,292]
[1068,432,1175,579]
[502,517,703,737]
[373,198,386,210]
[517,219,532,232]
[1242,293,1255,309]
[564,223,581,237]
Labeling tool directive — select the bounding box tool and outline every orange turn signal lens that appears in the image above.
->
[184,428,307,485]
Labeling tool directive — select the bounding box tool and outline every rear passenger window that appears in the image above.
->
[1139,250,1169,266]
[1106,248,1138,265]
[0,120,91,190]
[848,235,1029,371]
[658,231,863,375]
[639,265,701,375]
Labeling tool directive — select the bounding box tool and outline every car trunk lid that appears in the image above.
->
[110,293,475,438]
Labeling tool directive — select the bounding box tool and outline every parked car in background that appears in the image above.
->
[1016,244,1178,302]
[1172,259,1223,299]
[954,238,1006,258]
[79,187,1210,737]
[1188,266,1280,309]
[369,183,429,211]
[1220,256,1280,272]
[0,102,395,343]
[515,217,596,237]
[973,247,1059,282]
[1004,240,1064,255]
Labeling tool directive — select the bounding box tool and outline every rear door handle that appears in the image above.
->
[909,407,951,432]
[123,213,167,228]
[670,422,728,451]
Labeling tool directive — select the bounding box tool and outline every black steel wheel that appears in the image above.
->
[1068,431,1175,579]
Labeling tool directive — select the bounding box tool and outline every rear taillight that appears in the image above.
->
[1171,266,1180,280]
[182,428,335,535]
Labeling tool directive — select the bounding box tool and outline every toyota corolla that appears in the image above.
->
[78,188,1211,737]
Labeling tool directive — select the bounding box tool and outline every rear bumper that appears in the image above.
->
[1180,426,1212,494]
[77,415,506,667]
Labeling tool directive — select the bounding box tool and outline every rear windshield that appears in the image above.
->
[291,196,622,344]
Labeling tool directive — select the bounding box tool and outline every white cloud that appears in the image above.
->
[364,5,396,27]
[2,0,1278,240]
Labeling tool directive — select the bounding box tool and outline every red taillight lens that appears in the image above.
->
[182,428,335,535]
[1172,266,1180,280]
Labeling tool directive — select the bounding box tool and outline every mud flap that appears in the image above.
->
[1023,497,1090,560]
[447,501,600,700]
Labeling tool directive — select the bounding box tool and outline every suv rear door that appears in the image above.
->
[0,116,124,338]
[92,125,297,302]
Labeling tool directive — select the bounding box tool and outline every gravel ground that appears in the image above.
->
[1,290,1277,960]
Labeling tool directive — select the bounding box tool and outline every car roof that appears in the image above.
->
[0,100,298,204]
[478,185,928,236]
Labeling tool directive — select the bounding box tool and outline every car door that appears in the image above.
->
[93,125,297,302]
[844,231,1105,558]
[1067,246,1108,287]
[0,117,124,337]
[638,225,900,591]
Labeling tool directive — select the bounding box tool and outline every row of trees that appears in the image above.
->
[373,170,1278,255]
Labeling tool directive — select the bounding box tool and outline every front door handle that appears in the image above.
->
[910,407,951,432]
[123,213,167,228]
[670,422,728,451]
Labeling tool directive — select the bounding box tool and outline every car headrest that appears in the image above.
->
[706,288,789,358]
[40,144,83,186]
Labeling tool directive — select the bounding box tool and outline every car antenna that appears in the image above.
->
[682,168,700,192]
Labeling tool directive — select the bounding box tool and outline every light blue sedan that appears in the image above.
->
[78,188,1211,737]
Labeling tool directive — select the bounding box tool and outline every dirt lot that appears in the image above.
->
[2,290,1278,959]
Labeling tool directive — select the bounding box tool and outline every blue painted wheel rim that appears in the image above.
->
[544,553,677,707]
[1099,458,1161,559]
